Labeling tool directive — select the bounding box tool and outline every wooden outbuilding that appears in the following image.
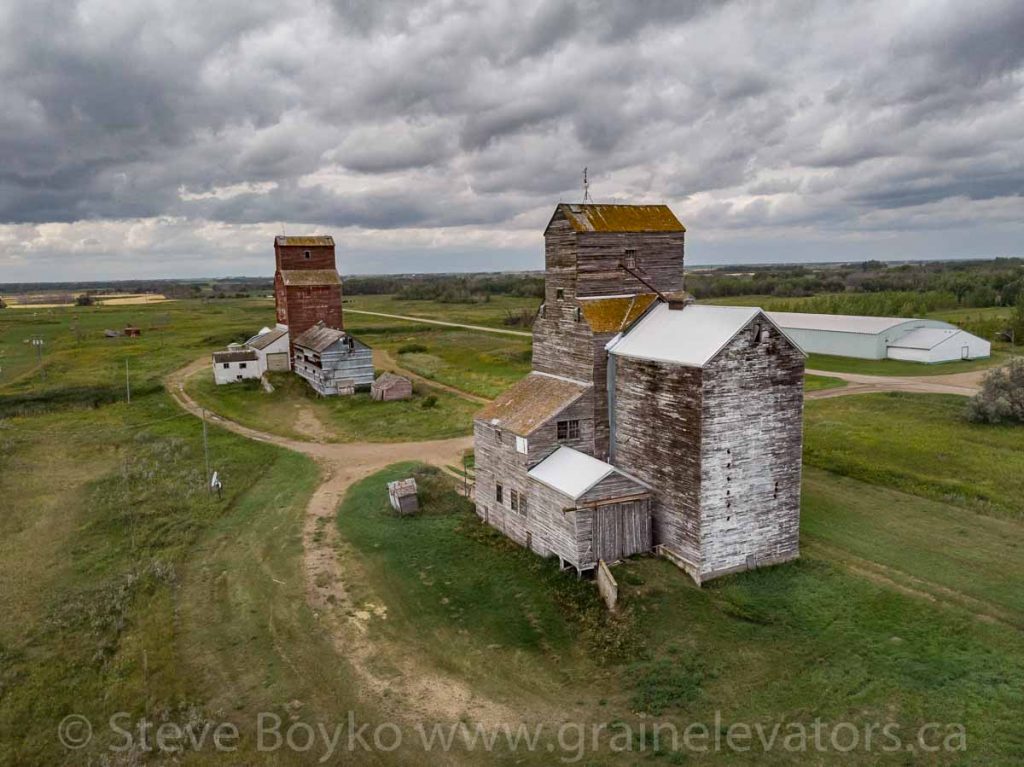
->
[371,372,413,401]
[387,478,419,515]
[292,321,373,396]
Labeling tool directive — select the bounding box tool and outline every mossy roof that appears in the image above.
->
[579,293,659,334]
[476,373,591,436]
[276,235,334,246]
[280,269,341,286]
[555,204,685,233]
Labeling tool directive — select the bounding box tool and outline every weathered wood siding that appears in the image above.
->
[575,232,684,298]
[294,337,374,396]
[611,357,704,567]
[698,316,804,579]
[525,390,595,465]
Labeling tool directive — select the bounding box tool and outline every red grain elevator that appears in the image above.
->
[273,235,344,340]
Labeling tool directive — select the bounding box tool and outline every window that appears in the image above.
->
[519,493,528,515]
[557,419,580,441]
[239,362,247,369]
[556,288,565,300]
[304,250,311,259]
[623,248,637,269]
[495,484,503,503]
[509,489,519,512]
[222,362,230,369]
[515,435,528,454]
[574,306,582,322]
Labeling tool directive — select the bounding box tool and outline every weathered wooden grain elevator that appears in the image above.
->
[473,203,805,584]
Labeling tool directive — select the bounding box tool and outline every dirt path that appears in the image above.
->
[805,367,988,400]
[373,349,491,405]
[165,359,522,728]
[347,308,532,338]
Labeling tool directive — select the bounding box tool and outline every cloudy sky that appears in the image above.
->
[1,0,1022,281]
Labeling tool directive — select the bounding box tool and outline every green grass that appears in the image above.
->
[805,393,1024,518]
[187,370,478,443]
[804,373,846,392]
[344,294,540,329]
[806,351,1007,377]
[333,463,1024,764]
[802,468,1024,617]
[0,389,360,764]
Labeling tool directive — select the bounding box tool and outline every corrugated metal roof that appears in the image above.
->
[607,303,762,368]
[579,293,659,333]
[293,321,346,352]
[280,269,342,287]
[528,447,628,500]
[887,327,961,350]
[246,326,288,350]
[475,373,590,435]
[213,349,258,363]
[766,311,936,335]
[556,203,685,233]
[276,235,334,246]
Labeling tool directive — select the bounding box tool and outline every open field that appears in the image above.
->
[3,295,1024,763]
[804,373,846,392]
[805,351,1008,377]
[805,393,1024,518]
[187,370,478,443]
[344,294,540,330]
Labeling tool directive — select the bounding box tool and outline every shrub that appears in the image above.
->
[74,293,95,307]
[398,343,428,354]
[965,359,1024,424]
[420,394,438,409]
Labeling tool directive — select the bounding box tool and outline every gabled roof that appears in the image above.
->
[246,326,288,350]
[552,203,685,233]
[213,349,257,363]
[766,312,939,335]
[887,327,962,350]
[579,293,659,334]
[293,322,346,353]
[280,269,341,287]
[475,372,590,436]
[527,446,645,501]
[608,303,800,368]
[372,372,411,390]
[276,235,334,247]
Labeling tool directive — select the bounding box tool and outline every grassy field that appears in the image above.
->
[187,371,478,443]
[344,294,540,329]
[805,393,1024,519]
[805,351,1007,377]
[804,373,846,392]
[332,462,1024,764]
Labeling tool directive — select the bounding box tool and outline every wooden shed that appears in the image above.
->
[292,321,374,396]
[371,372,413,401]
[387,478,419,515]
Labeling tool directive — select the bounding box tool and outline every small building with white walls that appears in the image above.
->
[246,325,290,373]
[766,312,991,363]
[212,349,261,384]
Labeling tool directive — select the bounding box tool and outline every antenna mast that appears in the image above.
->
[582,167,592,203]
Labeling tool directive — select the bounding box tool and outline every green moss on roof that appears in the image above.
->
[557,204,685,233]
[276,235,334,246]
[280,269,341,286]
[579,293,659,333]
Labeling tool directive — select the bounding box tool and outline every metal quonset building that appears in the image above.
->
[766,312,991,363]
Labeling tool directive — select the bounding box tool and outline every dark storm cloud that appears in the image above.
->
[0,0,1022,278]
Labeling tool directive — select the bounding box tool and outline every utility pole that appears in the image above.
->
[202,408,211,491]
[125,359,131,404]
[30,337,45,382]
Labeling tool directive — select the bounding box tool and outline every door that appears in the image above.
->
[961,345,970,360]
[593,505,624,562]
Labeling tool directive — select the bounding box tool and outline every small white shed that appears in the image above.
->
[212,349,261,384]
[246,325,290,373]
[886,328,991,363]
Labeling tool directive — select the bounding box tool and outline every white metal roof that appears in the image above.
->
[887,327,962,350]
[606,303,761,367]
[767,311,925,335]
[528,447,619,500]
